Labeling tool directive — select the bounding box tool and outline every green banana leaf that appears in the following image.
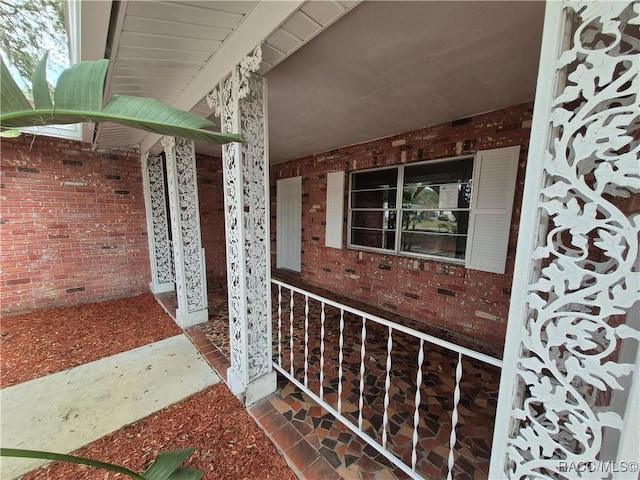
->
[143,448,204,480]
[0,447,204,480]
[0,54,243,146]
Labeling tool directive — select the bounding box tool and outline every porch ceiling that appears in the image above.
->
[89,1,545,164]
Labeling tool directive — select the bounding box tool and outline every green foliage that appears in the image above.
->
[0,447,204,480]
[0,54,243,145]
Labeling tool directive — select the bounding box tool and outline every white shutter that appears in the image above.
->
[325,171,345,248]
[276,176,302,272]
[465,145,520,274]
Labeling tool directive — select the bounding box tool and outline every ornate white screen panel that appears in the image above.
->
[163,136,208,322]
[211,46,272,387]
[490,2,639,478]
[142,152,172,289]
[240,73,272,383]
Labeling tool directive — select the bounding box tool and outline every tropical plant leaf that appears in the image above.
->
[1,447,204,480]
[0,448,145,480]
[54,58,109,111]
[143,448,202,480]
[32,53,53,110]
[167,468,206,480]
[0,58,32,115]
[0,56,243,145]
[0,129,22,138]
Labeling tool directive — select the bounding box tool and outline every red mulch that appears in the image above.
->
[1,295,296,480]
[22,384,296,480]
[0,293,182,388]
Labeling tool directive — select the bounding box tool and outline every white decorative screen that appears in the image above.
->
[491,2,639,478]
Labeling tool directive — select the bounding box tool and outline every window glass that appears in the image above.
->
[351,210,396,230]
[351,168,398,190]
[400,232,467,259]
[351,228,395,250]
[351,188,397,209]
[403,158,473,187]
[401,210,464,234]
[348,156,473,261]
[402,184,471,209]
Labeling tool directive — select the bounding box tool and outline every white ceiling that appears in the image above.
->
[265,1,545,163]
[89,1,545,164]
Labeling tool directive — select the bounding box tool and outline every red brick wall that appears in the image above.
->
[1,135,150,313]
[270,103,534,346]
[196,153,227,280]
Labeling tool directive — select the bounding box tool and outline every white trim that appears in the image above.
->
[149,282,174,295]
[140,1,304,153]
[175,308,208,330]
[489,1,566,475]
[346,155,475,264]
[19,124,83,142]
[74,0,113,143]
[262,76,274,382]
[93,0,127,147]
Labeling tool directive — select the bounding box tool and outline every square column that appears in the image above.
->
[141,151,174,294]
[162,136,208,329]
[212,50,276,405]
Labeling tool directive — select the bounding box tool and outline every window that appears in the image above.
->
[349,157,472,261]
[346,146,520,273]
[349,167,398,251]
[400,158,473,260]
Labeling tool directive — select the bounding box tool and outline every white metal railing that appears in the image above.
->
[271,279,503,479]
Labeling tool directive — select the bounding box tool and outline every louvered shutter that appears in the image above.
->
[465,146,520,274]
[325,171,345,248]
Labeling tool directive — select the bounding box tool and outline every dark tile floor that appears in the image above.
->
[169,275,502,479]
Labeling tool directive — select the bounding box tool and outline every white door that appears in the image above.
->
[276,176,302,272]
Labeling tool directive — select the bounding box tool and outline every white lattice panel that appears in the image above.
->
[491,1,640,478]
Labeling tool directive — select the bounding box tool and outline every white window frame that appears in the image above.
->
[347,146,520,273]
[347,154,472,264]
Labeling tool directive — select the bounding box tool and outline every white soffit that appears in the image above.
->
[95,0,359,150]
[96,0,258,148]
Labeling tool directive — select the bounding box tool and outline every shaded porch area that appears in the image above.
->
[159,273,502,479]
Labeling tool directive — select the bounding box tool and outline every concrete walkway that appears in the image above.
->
[0,334,220,479]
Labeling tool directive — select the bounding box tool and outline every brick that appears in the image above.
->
[6,278,31,286]
[66,287,86,293]
[270,102,533,347]
[17,167,40,173]
[1,135,150,314]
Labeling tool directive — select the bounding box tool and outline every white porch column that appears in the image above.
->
[141,151,174,294]
[162,136,208,329]
[490,2,639,479]
[209,47,276,405]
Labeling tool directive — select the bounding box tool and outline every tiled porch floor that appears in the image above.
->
[167,275,502,479]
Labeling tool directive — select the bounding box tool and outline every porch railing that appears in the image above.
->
[271,279,503,479]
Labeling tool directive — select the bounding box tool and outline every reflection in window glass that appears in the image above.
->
[402,184,471,209]
[351,228,395,250]
[404,158,473,187]
[400,232,467,259]
[351,188,397,209]
[401,210,463,234]
[352,168,398,190]
[348,156,473,260]
[351,210,396,230]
